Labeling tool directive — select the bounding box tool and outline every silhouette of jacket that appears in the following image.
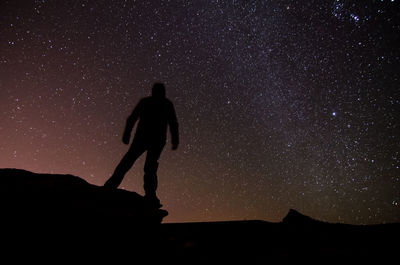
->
[123,95,179,147]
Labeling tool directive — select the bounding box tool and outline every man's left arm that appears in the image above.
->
[168,102,179,150]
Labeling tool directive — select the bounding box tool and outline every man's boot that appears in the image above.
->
[144,161,162,208]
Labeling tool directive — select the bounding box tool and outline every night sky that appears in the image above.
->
[1,0,399,225]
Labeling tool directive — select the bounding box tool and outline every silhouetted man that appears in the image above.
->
[104,83,179,207]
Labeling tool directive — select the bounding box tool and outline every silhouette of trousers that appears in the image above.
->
[104,139,164,196]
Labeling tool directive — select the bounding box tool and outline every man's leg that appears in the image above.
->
[104,140,146,189]
[143,144,164,200]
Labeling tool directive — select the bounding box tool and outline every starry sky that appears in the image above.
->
[1,0,399,225]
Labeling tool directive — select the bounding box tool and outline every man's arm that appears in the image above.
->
[168,102,179,150]
[122,100,142,144]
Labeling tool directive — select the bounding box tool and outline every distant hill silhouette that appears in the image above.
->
[283,208,324,224]
[1,168,399,264]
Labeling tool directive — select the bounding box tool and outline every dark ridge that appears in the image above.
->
[1,168,399,264]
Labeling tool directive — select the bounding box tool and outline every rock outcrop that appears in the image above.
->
[0,168,168,226]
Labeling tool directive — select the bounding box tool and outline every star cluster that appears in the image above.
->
[1,0,399,224]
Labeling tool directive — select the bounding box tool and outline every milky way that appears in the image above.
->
[1,0,399,224]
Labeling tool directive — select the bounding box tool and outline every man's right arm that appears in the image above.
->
[122,100,142,144]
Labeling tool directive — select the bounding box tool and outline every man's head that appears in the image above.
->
[152,83,166,98]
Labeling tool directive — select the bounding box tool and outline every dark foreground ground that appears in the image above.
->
[159,217,399,265]
[1,168,399,264]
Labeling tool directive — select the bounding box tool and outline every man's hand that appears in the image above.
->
[122,131,131,145]
[172,143,178,150]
